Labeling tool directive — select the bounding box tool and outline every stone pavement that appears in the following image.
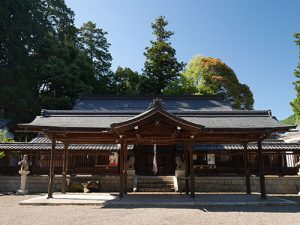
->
[19,192,298,207]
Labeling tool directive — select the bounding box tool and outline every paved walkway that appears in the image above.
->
[19,192,298,207]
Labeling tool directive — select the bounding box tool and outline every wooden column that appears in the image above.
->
[257,140,266,199]
[48,137,56,199]
[119,140,125,198]
[123,141,128,194]
[184,143,190,194]
[61,142,68,194]
[243,143,251,194]
[188,140,195,198]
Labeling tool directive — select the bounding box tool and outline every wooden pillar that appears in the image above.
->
[257,140,266,199]
[184,143,190,194]
[119,140,125,198]
[243,143,251,194]
[123,141,128,194]
[188,140,195,198]
[48,137,56,199]
[61,142,68,194]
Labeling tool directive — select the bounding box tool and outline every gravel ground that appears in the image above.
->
[1,194,300,225]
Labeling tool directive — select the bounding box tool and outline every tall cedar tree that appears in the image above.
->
[0,0,97,129]
[141,16,184,94]
[36,0,95,109]
[291,32,300,123]
[0,0,42,123]
[78,21,113,93]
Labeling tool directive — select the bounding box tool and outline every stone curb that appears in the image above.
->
[19,199,298,207]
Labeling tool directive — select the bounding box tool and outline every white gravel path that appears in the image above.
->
[1,194,300,225]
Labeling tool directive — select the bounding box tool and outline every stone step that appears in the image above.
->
[138,180,174,184]
[138,187,175,192]
[135,176,176,192]
[136,176,174,179]
[138,183,174,188]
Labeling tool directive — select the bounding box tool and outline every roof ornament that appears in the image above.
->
[147,98,164,110]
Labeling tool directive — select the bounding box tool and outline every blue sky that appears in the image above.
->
[65,0,300,120]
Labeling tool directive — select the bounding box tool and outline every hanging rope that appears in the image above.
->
[153,144,158,175]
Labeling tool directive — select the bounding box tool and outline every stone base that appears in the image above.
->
[16,189,29,195]
[127,170,135,176]
[175,170,185,177]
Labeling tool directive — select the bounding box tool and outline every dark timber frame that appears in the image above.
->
[19,98,294,199]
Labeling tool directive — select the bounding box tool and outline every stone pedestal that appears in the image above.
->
[16,170,30,195]
[175,170,185,177]
[127,169,135,176]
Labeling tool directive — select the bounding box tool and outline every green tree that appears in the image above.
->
[141,16,185,94]
[0,130,14,158]
[78,21,113,93]
[0,0,43,123]
[0,130,14,143]
[37,1,96,109]
[112,67,140,95]
[291,32,300,123]
[0,0,98,126]
[166,55,254,110]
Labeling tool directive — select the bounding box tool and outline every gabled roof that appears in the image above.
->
[18,96,294,134]
[111,98,204,133]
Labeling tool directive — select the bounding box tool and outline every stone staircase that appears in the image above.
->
[134,176,177,192]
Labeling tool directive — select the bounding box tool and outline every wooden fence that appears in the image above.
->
[0,150,119,175]
[194,151,300,175]
[0,149,299,176]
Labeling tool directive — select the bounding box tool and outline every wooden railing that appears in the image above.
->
[0,149,299,176]
[0,150,119,175]
[193,151,300,176]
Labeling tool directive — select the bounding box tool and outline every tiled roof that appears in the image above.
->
[73,96,233,112]
[1,141,299,151]
[19,110,291,131]
[0,137,134,151]
[178,142,300,151]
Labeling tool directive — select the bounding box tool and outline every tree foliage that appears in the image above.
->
[281,114,297,125]
[0,0,112,127]
[0,2,258,135]
[78,21,113,93]
[142,16,185,94]
[0,0,42,123]
[0,130,14,158]
[112,67,140,95]
[165,55,254,110]
[291,32,300,124]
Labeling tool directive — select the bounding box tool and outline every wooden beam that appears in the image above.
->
[188,140,195,198]
[257,140,266,199]
[61,142,68,194]
[184,143,189,195]
[243,143,251,195]
[119,140,125,198]
[124,141,128,194]
[47,137,56,199]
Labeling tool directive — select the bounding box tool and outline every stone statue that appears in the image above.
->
[18,155,32,171]
[16,155,32,195]
[127,156,135,170]
[175,156,185,177]
[127,156,135,175]
[175,156,184,169]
